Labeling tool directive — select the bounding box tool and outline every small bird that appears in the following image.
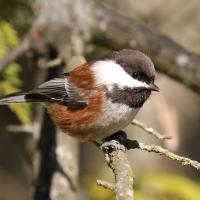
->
[0,49,159,142]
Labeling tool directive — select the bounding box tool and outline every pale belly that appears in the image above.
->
[49,99,139,142]
[91,99,139,141]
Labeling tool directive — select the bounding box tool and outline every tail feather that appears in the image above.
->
[0,92,27,105]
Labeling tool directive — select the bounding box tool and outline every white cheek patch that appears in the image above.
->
[91,60,149,90]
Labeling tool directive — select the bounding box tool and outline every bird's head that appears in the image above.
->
[91,49,159,108]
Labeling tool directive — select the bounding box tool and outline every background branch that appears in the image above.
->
[1,0,200,95]
[131,119,171,140]
[0,35,32,73]
[92,2,200,94]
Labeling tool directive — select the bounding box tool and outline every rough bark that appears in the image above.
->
[99,140,134,200]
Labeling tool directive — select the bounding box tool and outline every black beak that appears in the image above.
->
[149,83,160,92]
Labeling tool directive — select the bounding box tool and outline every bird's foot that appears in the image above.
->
[103,130,140,150]
[92,130,140,150]
[100,140,126,151]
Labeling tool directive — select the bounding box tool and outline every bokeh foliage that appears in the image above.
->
[0,21,31,123]
[135,173,200,200]
[0,0,33,34]
[84,172,200,200]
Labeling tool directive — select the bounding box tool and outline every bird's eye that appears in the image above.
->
[132,72,139,78]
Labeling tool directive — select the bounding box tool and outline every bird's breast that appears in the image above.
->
[92,99,139,141]
[47,91,139,141]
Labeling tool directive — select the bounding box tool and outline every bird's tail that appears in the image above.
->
[0,92,27,105]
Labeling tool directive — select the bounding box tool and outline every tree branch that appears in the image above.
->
[137,143,200,170]
[96,180,115,191]
[0,35,32,73]
[99,140,134,200]
[1,0,200,94]
[97,131,200,199]
[92,2,200,93]
[131,119,171,140]
[122,137,200,170]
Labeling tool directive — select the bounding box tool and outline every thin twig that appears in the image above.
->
[6,124,33,133]
[6,122,41,137]
[96,180,115,191]
[124,138,200,170]
[45,58,63,68]
[138,143,200,170]
[131,119,172,140]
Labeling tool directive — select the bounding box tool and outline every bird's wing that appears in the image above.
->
[25,77,88,109]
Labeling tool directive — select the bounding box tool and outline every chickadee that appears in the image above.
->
[0,49,159,142]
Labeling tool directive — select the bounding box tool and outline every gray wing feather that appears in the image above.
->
[26,78,88,108]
